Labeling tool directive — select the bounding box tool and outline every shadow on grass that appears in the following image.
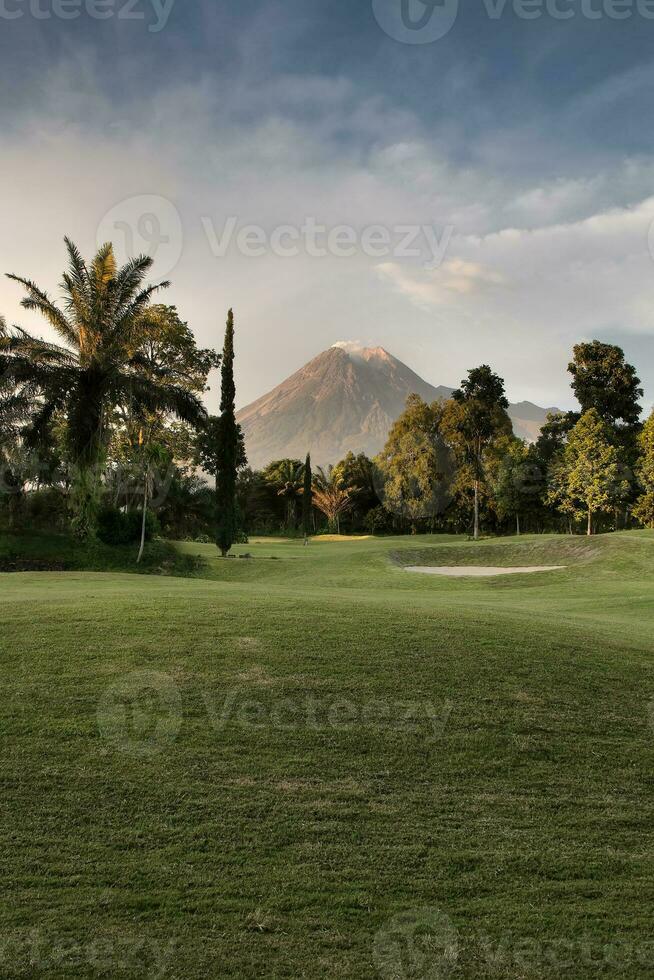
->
[0,531,205,577]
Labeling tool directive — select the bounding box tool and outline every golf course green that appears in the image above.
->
[2,531,654,977]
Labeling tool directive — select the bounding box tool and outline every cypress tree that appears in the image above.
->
[216,309,239,557]
[302,453,312,538]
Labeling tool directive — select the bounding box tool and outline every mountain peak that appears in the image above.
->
[331,341,392,362]
[236,345,558,468]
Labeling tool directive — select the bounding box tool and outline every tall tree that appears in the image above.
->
[633,410,654,529]
[312,485,353,534]
[568,341,643,429]
[110,305,220,514]
[302,453,312,538]
[493,438,531,535]
[264,459,305,529]
[446,366,512,539]
[547,409,629,535]
[376,395,453,533]
[333,451,379,526]
[215,309,240,557]
[1,239,205,536]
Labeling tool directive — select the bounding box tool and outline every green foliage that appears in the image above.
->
[97,506,159,546]
[547,408,630,533]
[264,458,305,529]
[2,240,207,537]
[376,394,453,530]
[363,504,394,534]
[109,304,220,488]
[633,492,654,529]
[568,340,643,428]
[446,367,512,537]
[302,453,312,536]
[634,410,654,528]
[492,438,531,532]
[215,310,241,556]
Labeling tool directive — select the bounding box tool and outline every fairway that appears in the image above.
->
[2,532,654,977]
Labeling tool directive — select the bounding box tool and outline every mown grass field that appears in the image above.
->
[2,531,654,978]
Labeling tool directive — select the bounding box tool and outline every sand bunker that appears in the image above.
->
[405,565,565,578]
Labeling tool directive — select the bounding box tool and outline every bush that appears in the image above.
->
[364,505,394,535]
[97,507,160,546]
[633,492,654,530]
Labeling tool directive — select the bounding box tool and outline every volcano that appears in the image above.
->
[236,342,558,468]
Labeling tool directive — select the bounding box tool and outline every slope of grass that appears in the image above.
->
[0,531,202,576]
[1,531,654,977]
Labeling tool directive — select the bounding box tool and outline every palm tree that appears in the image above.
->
[312,485,353,534]
[0,315,41,525]
[265,459,305,529]
[313,464,339,492]
[1,239,207,536]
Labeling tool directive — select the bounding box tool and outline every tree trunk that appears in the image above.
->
[587,509,592,536]
[516,513,520,536]
[137,471,149,564]
[473,480,480,540]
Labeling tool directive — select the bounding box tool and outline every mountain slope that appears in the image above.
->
[237,343,558,468]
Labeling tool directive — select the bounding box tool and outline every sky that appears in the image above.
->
[1,0,654,414]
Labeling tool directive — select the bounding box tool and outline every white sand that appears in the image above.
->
[404,565,566,578]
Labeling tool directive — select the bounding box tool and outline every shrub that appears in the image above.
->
[364,505,394,535]
[633,492,654,530]
[97,507,159,546]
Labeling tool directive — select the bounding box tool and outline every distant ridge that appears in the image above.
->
[237,343,559,468]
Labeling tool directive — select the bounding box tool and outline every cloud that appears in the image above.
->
[2,54,654,413]
[377,259,504,308]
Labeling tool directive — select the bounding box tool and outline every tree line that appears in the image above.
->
[243,345,652,539]
[2,239,654,551]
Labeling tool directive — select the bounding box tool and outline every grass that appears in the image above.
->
[1,530,654,977]
[0,530,201,576]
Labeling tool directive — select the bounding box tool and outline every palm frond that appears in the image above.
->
[2,330,78,367]
[6,274,79,349]
[107,281,170,350]
[92,242,117,289]
[63,237,90,298]
[112,372,207,428]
